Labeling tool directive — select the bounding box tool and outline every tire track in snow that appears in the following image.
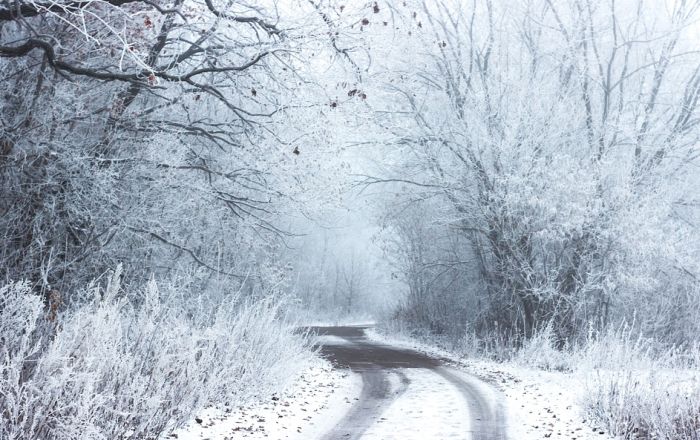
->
[310,326,507,440]
[316,328,411,440]
[436,367,506,440]
[319,368,410,440]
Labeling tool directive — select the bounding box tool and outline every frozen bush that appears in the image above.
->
[0,281,47,440]
[514,323,571,372]
[573,323,656,371]
[579,326,700,440]
[583,370,700,440]
[0,268,312,440]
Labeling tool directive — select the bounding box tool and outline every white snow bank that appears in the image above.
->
[174,359,361,440]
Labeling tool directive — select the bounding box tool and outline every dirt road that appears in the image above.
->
[309,326,507,440]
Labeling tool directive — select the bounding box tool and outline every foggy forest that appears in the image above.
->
[1,0,700,439]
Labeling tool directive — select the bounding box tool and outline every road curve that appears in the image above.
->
[309,326,507,440]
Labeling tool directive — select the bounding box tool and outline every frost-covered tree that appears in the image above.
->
[364,0,700,344]
[0,0,364,298]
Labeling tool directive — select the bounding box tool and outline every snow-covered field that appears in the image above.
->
[175,360,361,440]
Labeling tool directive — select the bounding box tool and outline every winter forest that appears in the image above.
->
[1,0,700,439]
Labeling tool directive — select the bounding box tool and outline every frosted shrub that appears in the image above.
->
[0,269,312,440]
[584,371,700,440]
[574,324,656,371]
[514,323,571,371]
[0,281,46,440]
[579,327,700,439]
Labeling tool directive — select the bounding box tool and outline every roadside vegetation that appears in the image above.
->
[0,268,312,439]
[521,326,700,440]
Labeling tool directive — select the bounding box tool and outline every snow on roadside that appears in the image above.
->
[313,334,351,345]
[464,360,613,440]
[173,359,361,440]
[366,330,613,440]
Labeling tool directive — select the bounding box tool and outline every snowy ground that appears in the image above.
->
[176,329,615,440]
[365,330,614,440]
[465,360,613,440]
[174,359,361,440]
[359,368,472,439]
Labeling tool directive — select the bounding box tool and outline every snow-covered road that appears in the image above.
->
[174,326,505,440]
[176,326,611,440]
[312,326,506,440]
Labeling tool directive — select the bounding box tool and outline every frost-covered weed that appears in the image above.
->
[578,327,700,440]
[0,281,46,440]
[583,370,700,439]
[573,324,656,371]
[0,268,312,440]
[508,324,700,439]
[506,324,700,438]
[514,323,571,371]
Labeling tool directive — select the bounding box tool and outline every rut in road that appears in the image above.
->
[310,326,507,440]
